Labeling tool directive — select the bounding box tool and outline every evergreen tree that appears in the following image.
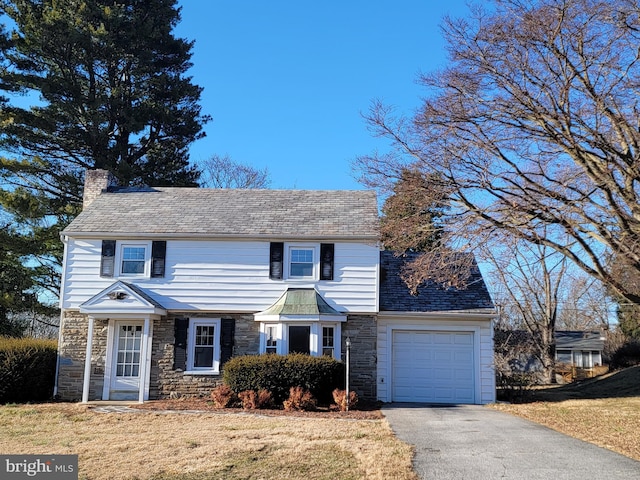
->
[380,168,448,253]
[0,0,209,304]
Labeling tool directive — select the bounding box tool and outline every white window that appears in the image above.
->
[119,242,150,277]
[259,322,340,359]
[187,319,221,374]
[322,326,335,357]
[265,325,278,354]
[289,247,315,278]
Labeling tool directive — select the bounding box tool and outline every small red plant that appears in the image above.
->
[332,388,358,412]
[238,390,257,410]
[283,386,317,412]
[256,389,274,409]
[211,384,236,408]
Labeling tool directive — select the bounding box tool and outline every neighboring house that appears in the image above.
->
[55,170,496,405]
[555,331,605,368]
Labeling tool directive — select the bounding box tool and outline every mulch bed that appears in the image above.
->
[131,397,383,420]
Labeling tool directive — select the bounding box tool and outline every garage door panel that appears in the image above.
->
[392,330,475,404]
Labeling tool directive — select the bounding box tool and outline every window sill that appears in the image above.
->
[183,370,220,376]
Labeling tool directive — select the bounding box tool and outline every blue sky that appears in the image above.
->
[175,1,472,190]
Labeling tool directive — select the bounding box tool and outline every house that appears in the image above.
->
[55,169,496,405]
[555,330,605,368]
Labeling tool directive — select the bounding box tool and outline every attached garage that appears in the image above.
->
[378,249,496,405]
[392,330,475,403]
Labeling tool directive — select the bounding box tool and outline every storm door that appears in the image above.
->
[111,322,143,393]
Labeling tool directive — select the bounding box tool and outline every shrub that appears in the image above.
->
[332,388,358,411]
[237,389,274,410]
[283,386,316,412]
[211,384,236,408]
[0,337,57,403]
[238,390,256,410]
[256,389,274,409]
[223,354,344,404]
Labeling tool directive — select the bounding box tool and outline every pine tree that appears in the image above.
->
[380,169,449,253]
[0,0,210,305]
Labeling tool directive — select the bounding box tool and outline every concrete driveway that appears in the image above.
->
[383,404,640,480]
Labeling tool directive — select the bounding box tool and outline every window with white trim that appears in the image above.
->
[100,240,167,278]
[187,318,221,374]
[265,325,278,354]
[259,322,340,359]
[288,246,315,279]
[322,326,335,357]
[121,245,147,275]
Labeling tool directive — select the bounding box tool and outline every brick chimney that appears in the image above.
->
[83,169,117,209]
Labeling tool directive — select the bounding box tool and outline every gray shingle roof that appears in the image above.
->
[555,331,605,350]
[64,187,379,239]
[379,251,494,312]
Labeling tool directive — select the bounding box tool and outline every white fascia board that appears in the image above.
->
[254,314,347,322]
[378,309,496,321]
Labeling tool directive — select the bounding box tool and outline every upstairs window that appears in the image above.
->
[100,240,166,278]
[121,245,146,275]
[269,242,334,281]
[289,248,314,278]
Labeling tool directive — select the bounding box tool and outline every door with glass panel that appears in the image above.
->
[111,322,143,393]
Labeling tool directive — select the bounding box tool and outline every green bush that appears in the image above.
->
[0,337,57,403]
[222,353,344,404]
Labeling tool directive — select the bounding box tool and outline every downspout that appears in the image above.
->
[53,234,69,398]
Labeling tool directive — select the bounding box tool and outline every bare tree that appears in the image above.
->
[557,275,611,330]
[485,237,567,382]
[485,233,613,381]
[354,0,640,305]
[199,155,270,189]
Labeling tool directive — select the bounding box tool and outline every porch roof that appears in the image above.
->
[255,288,346,321]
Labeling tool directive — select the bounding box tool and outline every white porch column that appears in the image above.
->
[81,316,95,403]
[138,317,151,403]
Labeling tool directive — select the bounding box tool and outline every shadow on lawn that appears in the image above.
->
[515,365,640,403]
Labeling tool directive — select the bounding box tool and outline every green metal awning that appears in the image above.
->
[255,288,346,322]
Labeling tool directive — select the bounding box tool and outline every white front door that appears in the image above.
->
[111,322,143,398]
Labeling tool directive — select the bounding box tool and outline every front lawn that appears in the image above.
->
[0,403,417,480]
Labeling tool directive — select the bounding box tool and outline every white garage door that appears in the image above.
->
[392,330,475,404]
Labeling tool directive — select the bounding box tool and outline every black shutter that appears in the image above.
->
[320,243,334,280]
[151,241,167,278]
[269,242,284,280]
[220,318,235,366]
[100,240,116,277]
[173,318,188,371]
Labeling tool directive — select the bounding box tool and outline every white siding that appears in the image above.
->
[61,238,379,313]
[376,315,495,405]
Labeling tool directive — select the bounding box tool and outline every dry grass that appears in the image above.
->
[0,403,417,480]
[491,367,640,461]
[491,398,640,461]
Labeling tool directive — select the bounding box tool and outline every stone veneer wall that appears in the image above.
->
[342,315,377,400]
[151,313,259,399]
[57,311,378,401]
[57,311,109,401]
